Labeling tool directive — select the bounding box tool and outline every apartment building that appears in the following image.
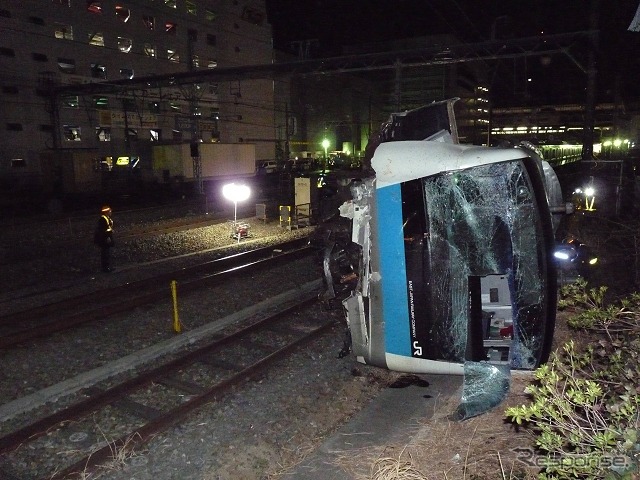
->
[0,0,275,188]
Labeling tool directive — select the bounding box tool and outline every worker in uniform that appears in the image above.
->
[94,205,115,272]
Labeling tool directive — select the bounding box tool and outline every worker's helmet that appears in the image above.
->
[101,205,112,215]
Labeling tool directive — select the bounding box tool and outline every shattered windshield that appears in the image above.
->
[403,159,550,369]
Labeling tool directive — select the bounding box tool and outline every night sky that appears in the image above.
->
[265,0,640,105]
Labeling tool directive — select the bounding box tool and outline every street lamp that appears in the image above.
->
[222,182,251,242]
[322,138,330,166]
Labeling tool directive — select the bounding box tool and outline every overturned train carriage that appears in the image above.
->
[320,99,568,374]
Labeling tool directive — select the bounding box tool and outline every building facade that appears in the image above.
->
[0,0,274,191]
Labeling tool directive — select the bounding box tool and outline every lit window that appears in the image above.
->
[192,55,199,68]
[207,60,218,69]
[11,159,26,168]
[96,126,111,141]
[143,44,156,58]
[54,23,73,40]
[117,37,132,53]
[62,95,79,108]
[150,129,161,141]
[186,0,196,15]
[164,0,176,8]
[167,49,179,63]
[120,68,134,79]
[91,63,106,79]
[115,4,130,22]
[88,32,104,46]
[116,156,130,166]
[169,102,181,112]
[86,1,101,13]
[142,15,155,30]
[165,21,177,34]
[63,125,81,141]
[205,9,216,21]
[57,58,76,74]
[93,96,108,109]
[97,157,113,171]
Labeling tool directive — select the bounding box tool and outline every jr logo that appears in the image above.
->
[413,341,422,356]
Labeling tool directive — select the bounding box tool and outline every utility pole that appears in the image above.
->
[583,0,599,160]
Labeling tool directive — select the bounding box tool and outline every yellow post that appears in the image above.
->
[170,280,182,333]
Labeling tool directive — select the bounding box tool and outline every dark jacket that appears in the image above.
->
[94,214,114,247]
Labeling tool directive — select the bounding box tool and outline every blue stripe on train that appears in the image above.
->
[376,184,411,356]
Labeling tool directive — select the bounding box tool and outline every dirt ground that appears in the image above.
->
[308,311,594,480]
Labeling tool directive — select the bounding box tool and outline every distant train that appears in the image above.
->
[315,99,571,374]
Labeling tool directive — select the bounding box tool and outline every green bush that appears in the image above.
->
[505,280,640,479]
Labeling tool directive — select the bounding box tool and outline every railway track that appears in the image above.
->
[0,290,335,480]
[0,238,313,349]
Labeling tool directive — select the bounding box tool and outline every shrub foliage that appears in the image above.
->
[505,279,640,479]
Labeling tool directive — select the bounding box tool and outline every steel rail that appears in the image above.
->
[0,238,312,348]
[0,295,334,480]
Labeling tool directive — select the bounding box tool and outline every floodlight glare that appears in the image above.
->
[222,183,251,242]
[584,187,595,197]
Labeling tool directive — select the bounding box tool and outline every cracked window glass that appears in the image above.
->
[405,159,550,369]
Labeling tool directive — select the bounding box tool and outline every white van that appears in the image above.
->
[257,161,277,174]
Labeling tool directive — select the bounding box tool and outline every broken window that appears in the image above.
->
[120,68,134,79]
[86,1,101,13]
[93,96,108,109]
[96,126,111,141]
[165,21,177,34]
[54,23,73,40]
[63,125,81,141]
[61,95,79,108]
[115,4,130,22]
[88,32,104,46]
[186,0,196,15]
[167,49,179,63]
[396,160,550,369]
[90,63,106,79]
[57,58,76,73]
[117,37,132,53]
[142,15,155,30]
[143,43,156,58]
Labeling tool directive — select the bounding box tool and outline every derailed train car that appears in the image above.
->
[318,99,570,375]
